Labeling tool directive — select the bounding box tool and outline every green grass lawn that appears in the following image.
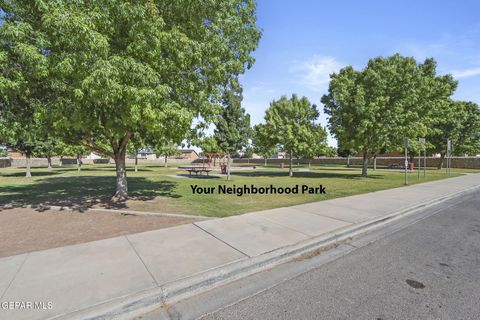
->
[0,164,472,217]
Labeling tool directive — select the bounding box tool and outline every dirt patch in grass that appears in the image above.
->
[0,207,195,258]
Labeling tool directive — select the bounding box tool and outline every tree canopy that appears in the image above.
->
[0,0,260,199]
[213,82,251,179]
[322,54,457,176]
[263,94,328,176]
[426,100,480,167]
[252,124,277,164]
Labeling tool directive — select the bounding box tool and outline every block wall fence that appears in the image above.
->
[232,157,480,169]
[1,156,479,169]
[0,157,196,168]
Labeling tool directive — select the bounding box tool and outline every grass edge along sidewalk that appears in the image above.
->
[1,174,479,320]
[0,165,468,217]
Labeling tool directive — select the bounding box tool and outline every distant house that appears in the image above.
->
[272,151,286,159]
[137,148,157,160]
[85,152,102,160]
[178,149,199,159]
[235,151,262,159]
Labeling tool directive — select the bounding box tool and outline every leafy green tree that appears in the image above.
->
[322,55,456,176]
[324,146,337,157]
[51,141,74,167]
[154,141,180,168]
[302,126,329,168]
[337,146,355,167]
[0,12,48,177]
[337,147,355,158]
[61,145,88,171]
[1,0,260,200]
[252,124,277,167]
[263,94,327,176]
[0,113,47,177]
[244,145,254,164]
[453,102,480,156]
[5,137,37,177]
[127,134,147,173]
[214,82,251,180]
[427,100,480,168]
[35,137,61,169]
[196,136,223,154]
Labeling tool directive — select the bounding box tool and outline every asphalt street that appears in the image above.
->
[197,190,480,320]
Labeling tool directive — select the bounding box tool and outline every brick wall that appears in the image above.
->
[233,157,480,169]
[2,156,478,169]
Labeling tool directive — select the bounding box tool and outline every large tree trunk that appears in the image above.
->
[47,156,52,169]
[289,151,293,177]
[164,155,168,168]
[437,152,445,169]
[59,156,63,167]
[25,153,32,177]
[77,154,82,172]
[114,148,128,200]
[264,157,267,167]
[109,133,132,200]
[373,155,377,171]
[227,153,231,181]
[347,155,350,167]
[362,152,369,177]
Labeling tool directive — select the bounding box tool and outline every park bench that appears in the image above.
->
[388,162,414,170]
[180,166,212,176]
[388,163,402,169]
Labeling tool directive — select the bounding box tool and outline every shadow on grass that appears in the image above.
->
[0,175,180,210]
[0,171,62,178]
[232,170,383,180]
[60,166,160,173]
[310,166,362,172]
[175,174,221,179]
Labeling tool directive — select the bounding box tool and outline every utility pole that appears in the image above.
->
[418,148,420,180]
[419,138,425,178]
[424,143,426,177]
[404,137,408,185]
[447,139,451,175]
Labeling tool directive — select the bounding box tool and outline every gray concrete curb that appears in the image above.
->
[53,184,480,320]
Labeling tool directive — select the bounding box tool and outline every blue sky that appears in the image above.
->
[241,0,480,146]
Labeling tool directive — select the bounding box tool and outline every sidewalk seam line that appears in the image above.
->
[193,223,250,258]
[0,253,29,301]
[124,236,160,288]
[309,212,359,223]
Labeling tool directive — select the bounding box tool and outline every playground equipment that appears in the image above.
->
[179,152,228,176]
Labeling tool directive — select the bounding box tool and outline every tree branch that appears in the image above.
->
[119,131,132,151]
[81,143,114,159]
[111,137,119,152]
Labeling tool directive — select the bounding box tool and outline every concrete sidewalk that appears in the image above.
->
[1,174,479,320]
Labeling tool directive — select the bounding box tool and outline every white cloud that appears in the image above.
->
[450,67,480,79]
[290,55,344,93]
